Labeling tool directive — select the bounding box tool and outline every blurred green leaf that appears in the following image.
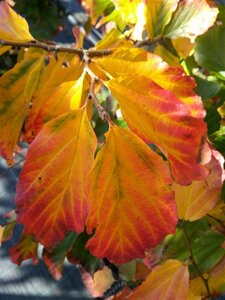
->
[195,26,225,72]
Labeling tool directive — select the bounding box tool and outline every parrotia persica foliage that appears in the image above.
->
[0,0,225,299]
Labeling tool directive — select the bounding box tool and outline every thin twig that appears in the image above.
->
[134,37,162,48]
[82,51,111,122]
[181,221,212,299]
[0,158,25,179]
[0,40,112,58]
[207,214,225,230]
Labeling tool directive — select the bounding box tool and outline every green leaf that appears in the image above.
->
[145,0,178,38]
[42,232,77,280]
[194,26,225,72]
[194,76,223,101]
[210,125,225,157]
[67,231,102,275]
[165,220,225,277]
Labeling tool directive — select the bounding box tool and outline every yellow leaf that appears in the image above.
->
[0,1,34,42]
[0,51,45,164]
[0,226,4,246]
[128,260,189,300]
[174,149,225,221]
[145,0,178,38]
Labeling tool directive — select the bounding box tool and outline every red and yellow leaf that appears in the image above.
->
[10,234,38,265]
[85,125,177,264]
[0,51,45,164]
[15,106,97,248]
[0,1,34,42]
[93,48,208,185]
[164,0,218,41]
[128,259,189,300]
[174,149,225,221]
[107,76,207,185]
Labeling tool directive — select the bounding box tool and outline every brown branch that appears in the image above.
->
[88,76,110,122]
[0,40,112,58]
[82,51,111,122]
[181,221,212,299]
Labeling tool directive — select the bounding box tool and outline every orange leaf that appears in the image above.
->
[0,1,34,42]
[174,149,225,221]
[25,53,83,142]
[15,106,97,248]
[10,234,38,265]
[85,125,177,264]
[128,260,189,300]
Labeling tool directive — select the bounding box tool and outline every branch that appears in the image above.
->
[181,221,212,299]
[83,52,111,122]
[0,40,112,58]
[207,214,225,230]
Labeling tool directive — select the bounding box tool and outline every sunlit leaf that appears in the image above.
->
[94,48,208,185]
[107,76,207,185]
[164,0,218,41]
[0,51,45,164]
[194,25,225,72]
[86,125,177,264]
[25,53,83,142]
[10,234,38,265]
[127,260,189,300]
[174,149,225,221]
[83,266,115,297]
[145,0,178,38]
[0,226,4,246]
[0,1,34,42]
[16,106,97,248]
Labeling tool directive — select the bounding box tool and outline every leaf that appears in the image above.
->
[10,234,38,265]
[42,232,76,280]
[85,125,177,264]
[145,0,178,39]
[127,260,189,300]
[0,226,4,246]
[0,51,45,164]
[25,53,83,142]
[94,48,208,185]
[174,149,225,221]
[15,106,97,248]
[67,231,101,274]
[165,221,225,276]
[210,125,225,157]
[29,72,89,137]
[194,25,225,72]
[0,1,34,42]
[107,76,207,185]
[83,266,115,297]
[164,0,218,41]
